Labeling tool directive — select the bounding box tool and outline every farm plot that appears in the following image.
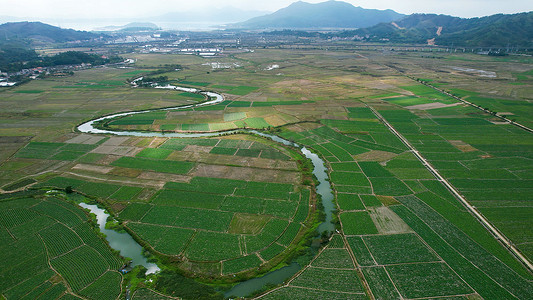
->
[118,169,306,269]
[223,254,263,274]
[0,193,123,299]
[386,262,472,299]
[362,267,400,300]
[394,195,533,298]
[336,193,365,211]
[111,157,194,174]
[378,104,533,262]
[291,267,364,293]
[229,213,271,235]
[14,141,98,161]
[311,248,354,269]
[267,242,366,298]
[261,287,368,299]
[340,211,378,235]
[38,223,83,258]
[184,231,241,261]
[103,102,280,133]
[127,223,194,255]
[362,233,439,265]
[79,271,122,300]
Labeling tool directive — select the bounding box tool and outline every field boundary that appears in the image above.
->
[368,105,533,274]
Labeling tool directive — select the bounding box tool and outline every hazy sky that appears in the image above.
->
[2,0,532,19]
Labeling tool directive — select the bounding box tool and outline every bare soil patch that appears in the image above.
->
[72,163,113,174]
[91,145,140,156]
[449,140,478,152]
[192,163,299,183]
[263,115,288,127]
[136,188,157,201]
[108,167,143,178]
[98,154,121,165]
[64,134,105,145]
[148,137,168,148]
[354,150,398,162]
[369,206,412,234]
[101,136,130,146]
[137,171,190,183]
[167,150,297,171]
[405,102,461,110]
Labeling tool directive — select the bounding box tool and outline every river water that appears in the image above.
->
[79,203,160,274]
[76,86,335,297]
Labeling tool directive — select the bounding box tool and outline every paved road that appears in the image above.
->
[368,106,533,273]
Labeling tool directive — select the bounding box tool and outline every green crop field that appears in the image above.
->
[0,192,123,299]
[386,262,472,298]
[362,233,439,265]
[340,211,379,235]
[111,157,194,174]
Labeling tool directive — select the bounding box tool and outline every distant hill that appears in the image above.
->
[121,22,160,31]
[347,12,533,47]
[232,1,404,29]
[98,22,161,32]
[0,21,101,43]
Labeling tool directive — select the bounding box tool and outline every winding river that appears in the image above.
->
[76,84,335,297]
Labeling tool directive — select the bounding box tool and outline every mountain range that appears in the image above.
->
[232,1,405,29]
[0,21,101,43]
[346,12,533,47]
[0,1,531,47]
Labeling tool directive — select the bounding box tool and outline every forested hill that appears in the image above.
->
[0,21,102,43]
[232,1,404,29]
[345,12,533,47]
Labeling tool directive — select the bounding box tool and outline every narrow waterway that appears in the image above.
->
[79,203,160,274]
[77,85,336,297]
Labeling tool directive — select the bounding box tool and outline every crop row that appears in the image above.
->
[2,269,55,299]
[72,223,122,269]
[222,254,262,274]
[31,200,84,228]
[79,271,122,300]
[291,267,364,293]
[395,195,533,298]
[111,156,194,174]
[128,223,194,256]
[262,286,368,299]
[311,248,354,269]
[391,204,525,299]
[141,206,233,232]
[39,223,83,258]
[245,219,288,253]
[50,246,109,292]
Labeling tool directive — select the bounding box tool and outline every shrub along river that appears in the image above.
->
[76,86,335,297]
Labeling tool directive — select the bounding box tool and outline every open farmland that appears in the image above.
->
[22,133,312,276]
[0,191,123,300]
[1,47,533,299]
